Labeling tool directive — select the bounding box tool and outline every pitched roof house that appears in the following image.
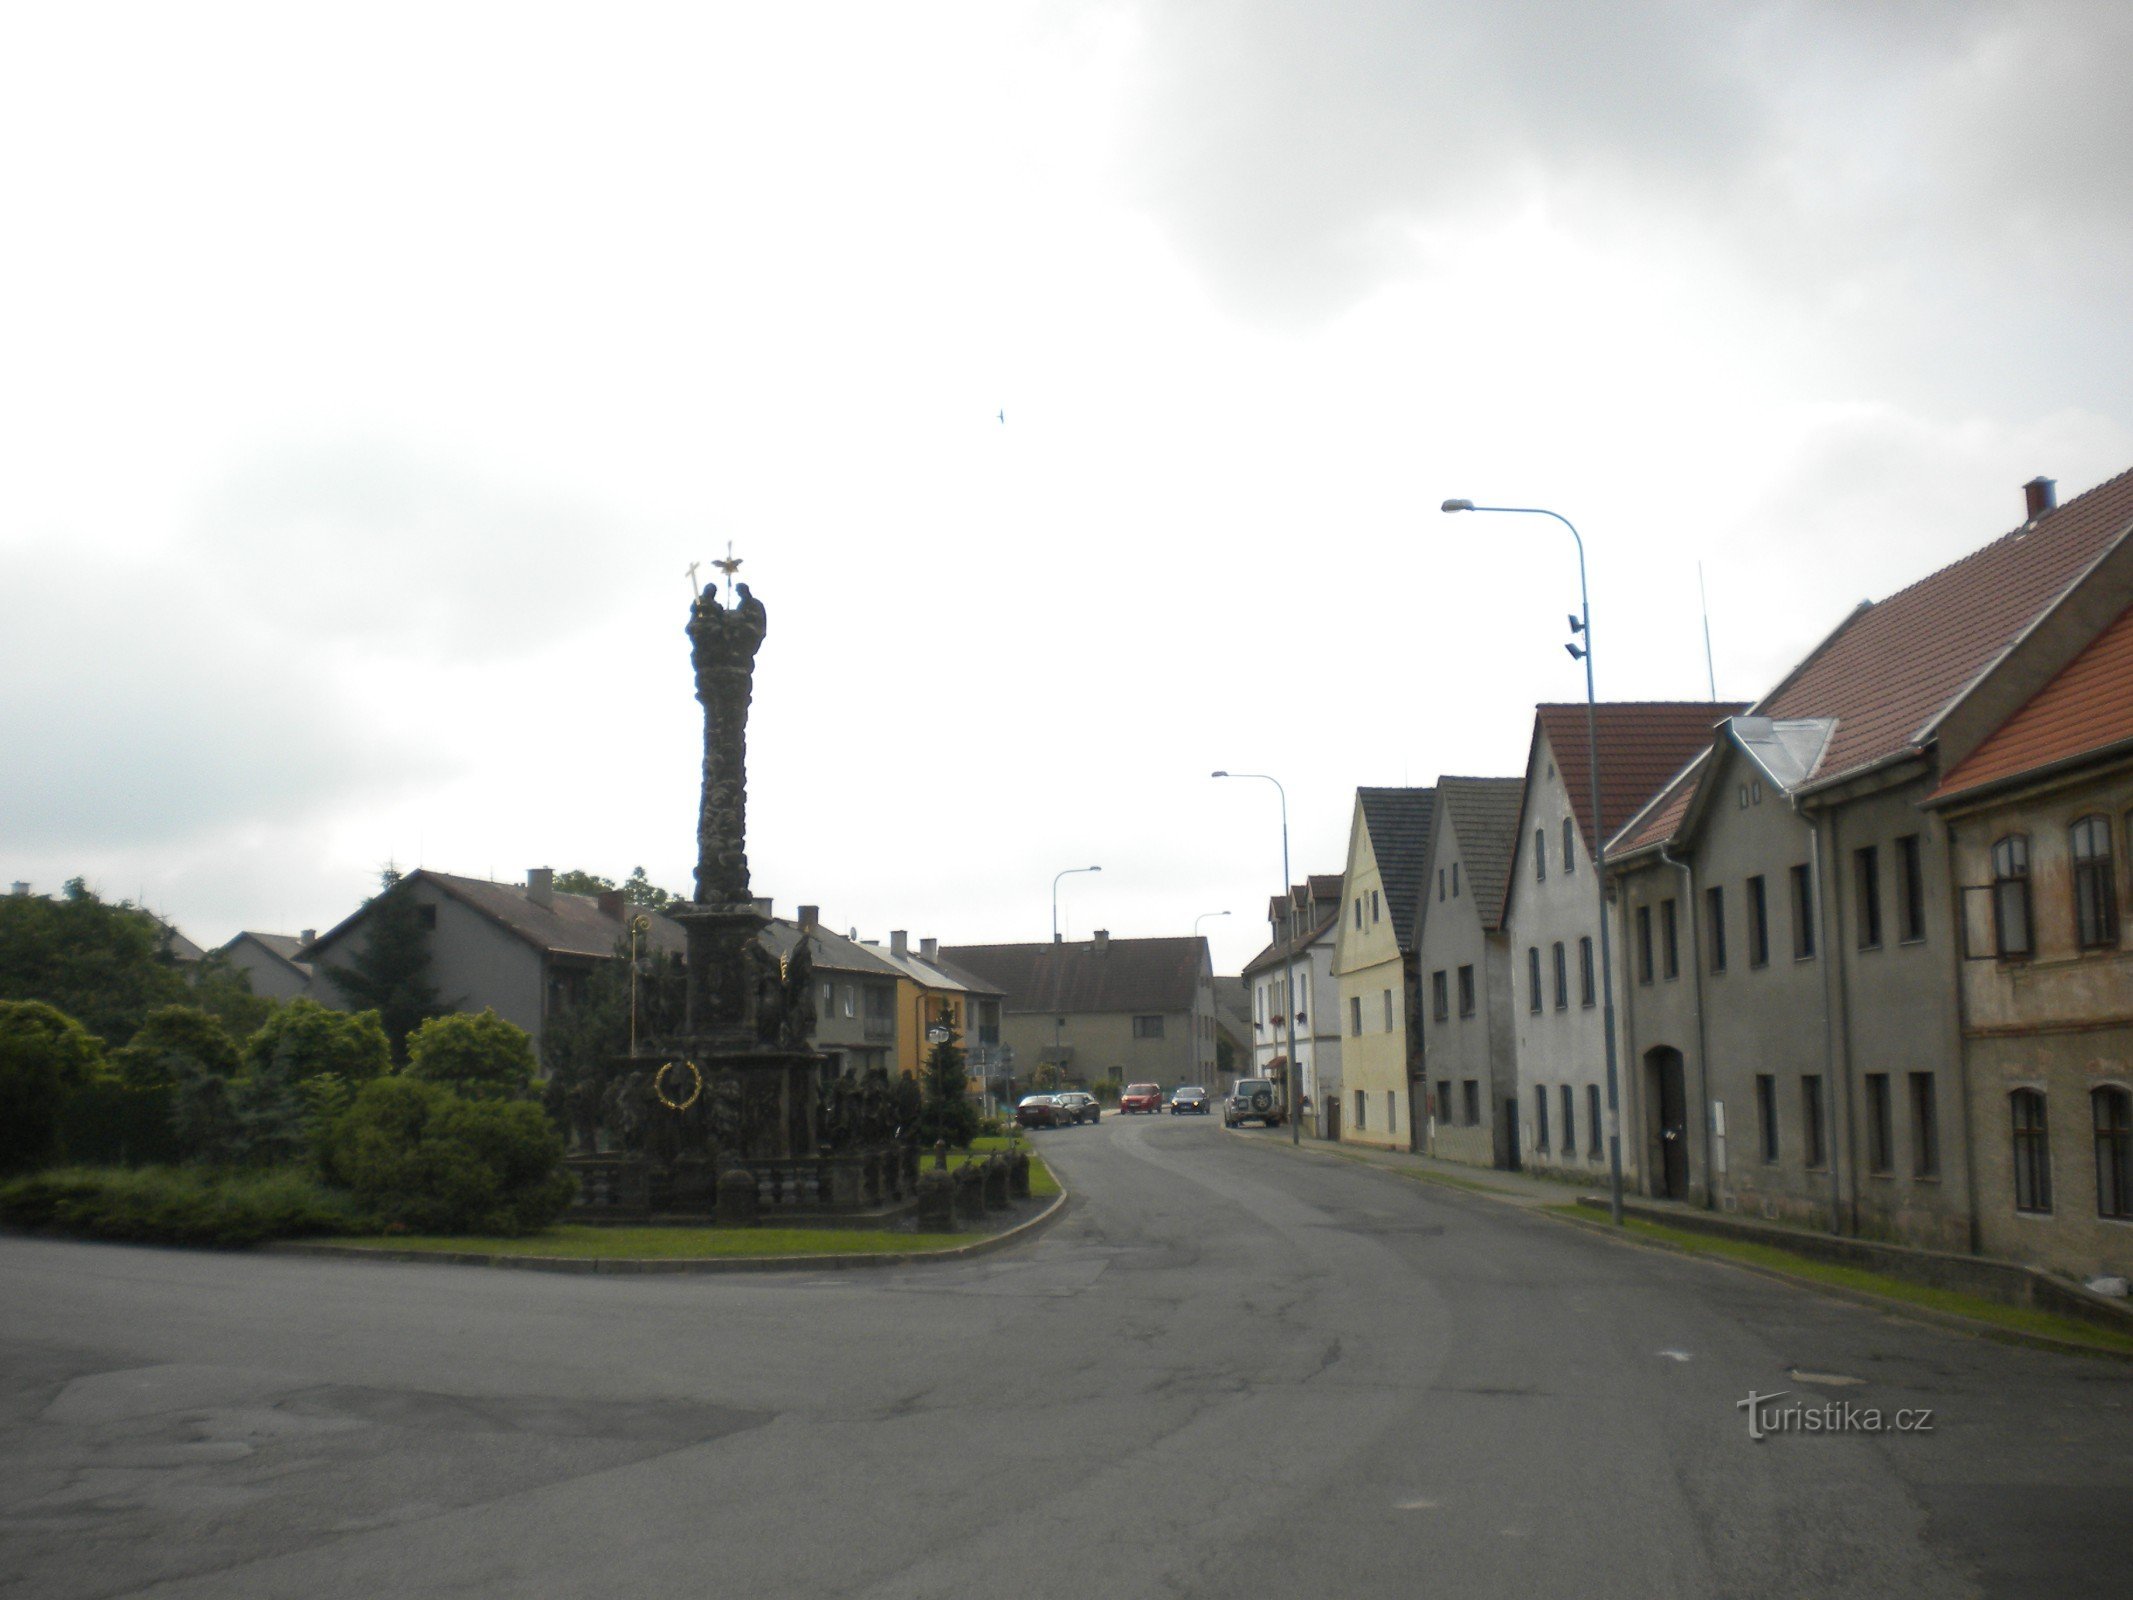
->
[1332,787,1437,1148]
[215,930,317,1003]
[1241,875,1345,1129]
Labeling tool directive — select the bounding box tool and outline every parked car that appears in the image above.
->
[1224,1078,1284,1128]
[1016,1094,1062,1129]
[1052,1090,1101,1124]
[1120,1082,1163,1114]
[1169,1086,1210,1115]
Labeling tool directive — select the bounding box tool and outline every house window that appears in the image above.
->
[1854,845,1883,950]
[1707,885,1727,972]
[1909,1072,1940,1178]
[1790,863,1816,959]
[417,903,437,930]
[1992,835,2032,957]
[1354,1090,1366,1131]
[843,986,855,1018]
[1661,898,1679,980]
[2096,1087,2133,1219]
[1561,1085,1575,1158]
[1635,905,1654,984]
[1802,1075,1827,1169]
[1535,828,1547,880]
[1432,970,1449,1022]
[1562,817,1576,875]
[1387,1090,1396,1132]
[2071,815,2119,949]
[822,980,835,1014]
[1350,996,1362,1036]
[1354,898,1363,931]
[1896,833,1926,942]
[1132,1015,1164,1039]
[1382,989,1394,1031]
[1755,1074,1778,1163]
[1747,876,1770,967]
[1451,863,1461,897]
[1438,868,1446,902]
[1457,965,1475,1017]
[1552,942,1568,1010]
[1865,1073,1892,1174]
[1463,1079,1480,1126]
[1370,889,1382,925]
[1587,1085,1602,1157]
[1535,1086,1551,1153]
[1578,937,1595,1007]
[2011,1089,2052,1214]
[1527,947,1542,1013]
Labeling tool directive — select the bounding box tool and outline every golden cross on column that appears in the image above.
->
[712,541,743,605]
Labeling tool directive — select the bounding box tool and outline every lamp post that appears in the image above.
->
[1194,910,1230,1089]
[1441,498,1624,1224]
[1051,865,1101,1081]
[1212,771,1301,1146]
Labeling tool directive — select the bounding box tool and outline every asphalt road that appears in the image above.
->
[4,1115,2131,1599]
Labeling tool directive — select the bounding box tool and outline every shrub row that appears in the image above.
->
[0,1166,361,1247]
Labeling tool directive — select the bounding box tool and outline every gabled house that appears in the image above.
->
[1925,594,2133,1278]
[759,907,902,1081]
[860,931,1003,1082]
[1240,875,1344,1134]
[1332,788,1435,1149]
[1412,776,1523,1168]
[216,930,317,1002]
[304,867,685,1058]
[942,933,1215,1093]
[1506,703,1745,1182]
[1607,469,2133,1255]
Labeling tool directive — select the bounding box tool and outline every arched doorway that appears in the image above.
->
[1645,1047,1690,1201]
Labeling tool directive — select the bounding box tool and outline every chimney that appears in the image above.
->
[527,866,553,908]
[891,929,909,957]
[300,928,316,946]
[921,936,938,963]
[597,889,626,921]
[1093,928,1110,954]
[2024,476,2057,520]
[753,897,773,918]
[9,881,28,897]
[799,904,820,930]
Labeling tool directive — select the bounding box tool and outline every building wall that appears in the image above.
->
[1945,758,2133,1278]
[812,970,899,1077]
[223,940,313,1003]
[1246,934,1342,1126]
[1508,731,1628,1180]
[1000,1007,1199,1087]
[1417,812,1514,1168]
[1335,803,1413,1148]
[311,881,548,1051]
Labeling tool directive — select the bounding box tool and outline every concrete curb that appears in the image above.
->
[261,1188,1070,1276]
[1233,1125,2133,1363]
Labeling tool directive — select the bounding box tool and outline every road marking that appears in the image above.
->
[1396,1499,1438,1511]
[1658,1349,1692,1362]
[1787,1368,1865,1386]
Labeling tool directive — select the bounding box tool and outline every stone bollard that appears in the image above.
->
[982,1154,1009,1210]
[915,1166,956,1232]
[716,1166,759,1227]
[933,1139,949,1171]
[952,1162,987,1223]
[1008,1148,1031,1199]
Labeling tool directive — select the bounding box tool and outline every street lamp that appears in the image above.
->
[1212,771,1301,1147]
[1053,865,1101,943]
[1194,910,1230,1088]
[1051,865,1101,1082]
[1442,498,1625,1225]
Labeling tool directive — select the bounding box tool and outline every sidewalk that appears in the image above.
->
[1230,1124,1607,1211]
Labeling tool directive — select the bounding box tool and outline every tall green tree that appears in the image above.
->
[0,881,188,1045]
[552,867,679,909]
[0,1000,108,1175]
[915,1002,978,1149]
[326,870,445,1062]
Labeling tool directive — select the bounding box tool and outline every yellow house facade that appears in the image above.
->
[1332,787,1436,1149]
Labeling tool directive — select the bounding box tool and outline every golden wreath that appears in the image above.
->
[653,1059,703,1112]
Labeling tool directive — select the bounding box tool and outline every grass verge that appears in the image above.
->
[326,1152,1060,1259]
[1550,1206,2133,1357]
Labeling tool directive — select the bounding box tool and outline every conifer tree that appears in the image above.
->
[327,870,446,1063]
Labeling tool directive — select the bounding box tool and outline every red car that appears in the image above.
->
[1120,1082,1163,1114]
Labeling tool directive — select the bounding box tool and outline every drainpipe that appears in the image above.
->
[1942,816,1983,1254]
[1661,840,1716,1209]
[1797,795,1848,1236]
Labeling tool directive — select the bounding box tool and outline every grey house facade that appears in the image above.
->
[1413,777,1523,1169]
[217,930,316,1003]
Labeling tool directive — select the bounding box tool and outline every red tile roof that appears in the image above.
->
[1756,467,2133,788]
[1612,752,1710,855]
[1538,702,1746,853]
[1932,599,2133,802]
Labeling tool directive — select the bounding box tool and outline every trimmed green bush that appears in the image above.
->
[0,1000,107,1175]
[245,999,391,1085]
[405,1009,537,1101]
[0,1165,358,1246]
[319,1076,574,1236]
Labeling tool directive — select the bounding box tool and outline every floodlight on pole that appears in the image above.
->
[1441,497,1626,1226]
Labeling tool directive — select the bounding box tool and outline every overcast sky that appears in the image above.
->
[5,1,2130,978]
